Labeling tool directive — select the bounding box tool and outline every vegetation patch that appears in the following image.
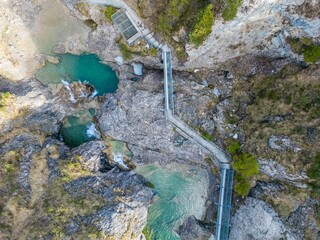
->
[105,6,117,21]
[228,63,320,183]
[200,129,214,142]
[0,92,13,109]
[142,226,154,240]
[307,153,320,180]
[60,158,91,182]
[222,0,242,21]
[75,2,90,18]
[117,37,159,60]
[228,141,259,197]
[146,181,155,189]
[22,156,107,238]
[144,0,214,59]
[189,4,214,47]
[119,43,133,60]
[288,37,320,63]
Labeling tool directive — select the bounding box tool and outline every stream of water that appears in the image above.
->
[135,163,209,240]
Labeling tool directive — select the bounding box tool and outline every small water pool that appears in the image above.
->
[135,163,209,240]
[60,109,100,148]
[36,53,119,95]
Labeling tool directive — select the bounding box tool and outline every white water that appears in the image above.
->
[112,153,129,169]
[86,123,101,139]
[61,79,76,103]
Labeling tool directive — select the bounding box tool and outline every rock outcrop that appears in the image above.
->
[186,0,320,68]
[178,216,213,240]
[230,197,291,239]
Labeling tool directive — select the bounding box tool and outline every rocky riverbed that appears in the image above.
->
[0,0,320,239]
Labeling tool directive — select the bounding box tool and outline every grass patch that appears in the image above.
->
[105,6,117,21]
[200,130,214,142]
[304,45,320,63]
[228,141,259,197]
[119,43,133,60]
[252,70,320,120]
[150,47,158,57]
[222,0,242,21]
[60,159,91,183]
[142,226,154,240]
[288,37,320,63]
[307,153,320,179]
[189,4,214,47]
[0,92,12,109]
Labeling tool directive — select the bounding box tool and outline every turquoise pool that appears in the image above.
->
[36,53,119,95]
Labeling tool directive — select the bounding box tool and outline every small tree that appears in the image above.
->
[233,153,260,178]
[189,4,214,47]
[229,141,260,197]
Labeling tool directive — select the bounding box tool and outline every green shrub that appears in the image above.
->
[288,37,320,63]
[189,4,214,47]
[119,43,133,60]
[156,0,193,36]
[105,6,117,21]
[152,0,215,57]
[307,153,320,179]
[304,45,320,63]
[228,141,240,155]
[234,175,251,197]
[4,163,15,173]
[228,141,259,197]
[222,0,242,21]
[233,153,260,178]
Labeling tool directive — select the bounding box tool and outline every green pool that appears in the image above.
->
[135,163,209,240]
[36,53,119,95]
[60,109,100,148]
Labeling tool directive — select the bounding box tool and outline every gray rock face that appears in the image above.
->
[258,158,308,187]
[98,73,208,166]
[63,168,153,239]
[229,197,293,240]
[71,140,109,172]
[0,77,67,135]
[0,76,153,239]
[268,135,301,152]
[178,216,213,240]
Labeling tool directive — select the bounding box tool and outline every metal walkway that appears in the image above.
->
[161,49,234,240]
[216,168,234,240]
[103,2,234,239]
